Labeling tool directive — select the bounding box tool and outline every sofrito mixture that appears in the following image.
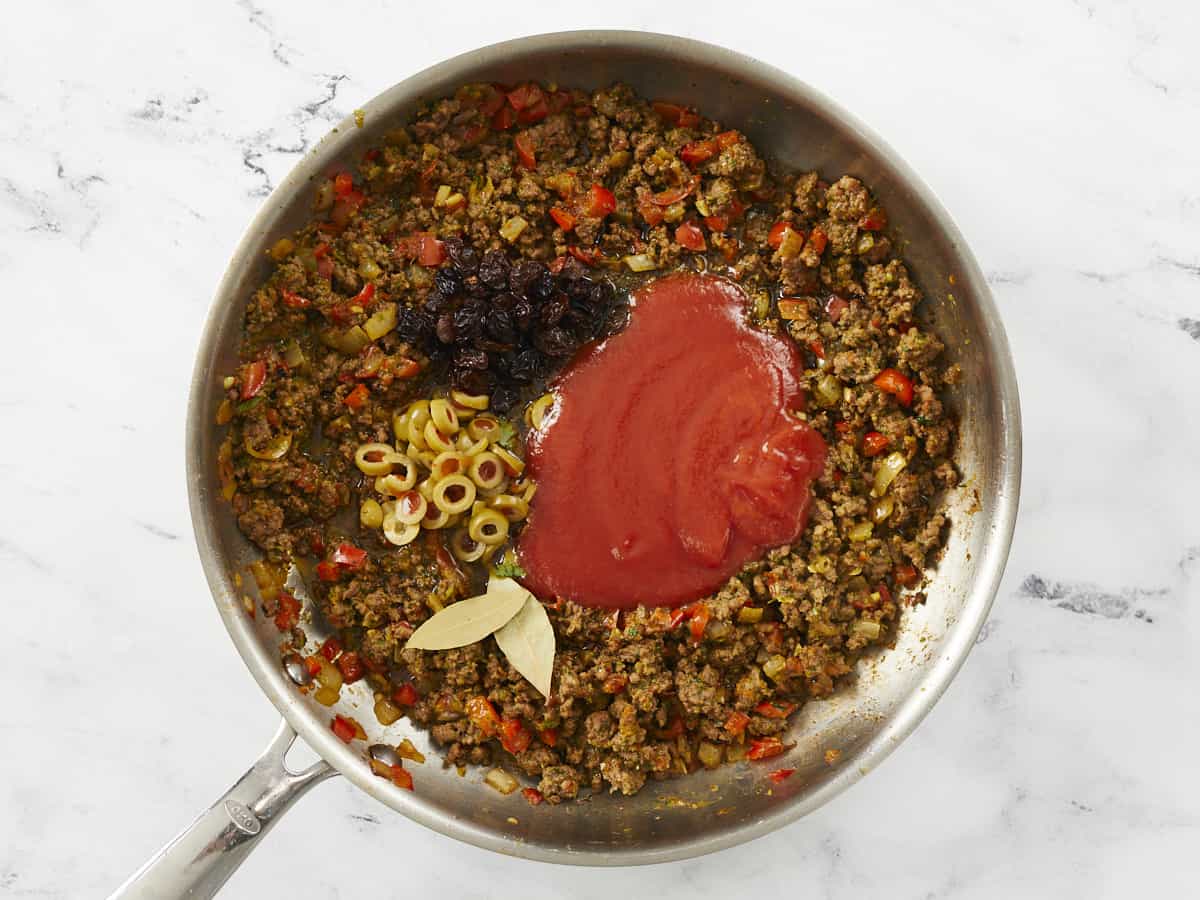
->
[220,80,959,803]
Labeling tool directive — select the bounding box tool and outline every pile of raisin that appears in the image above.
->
[394,238,626,412]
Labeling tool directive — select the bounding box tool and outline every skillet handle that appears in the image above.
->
[107,719,336,900]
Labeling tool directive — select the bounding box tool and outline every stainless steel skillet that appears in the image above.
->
[111,30,1021,898]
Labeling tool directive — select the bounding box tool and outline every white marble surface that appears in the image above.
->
[3,1,1198,897]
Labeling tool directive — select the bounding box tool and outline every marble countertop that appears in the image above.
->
[3,1,1197,897]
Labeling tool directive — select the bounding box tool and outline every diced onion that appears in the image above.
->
[871,451,908,498]
[847,520,874,543]
[499,216,528,243]
[484,768,519,795]
[697,742,723,769]
[623,253,657,272]
[763,655,788,681]
[363,303,398,340]
[374,696,403,726]
[871,495,895,524]
[813,374,842,408]
[852,620,882,640]
[737,606,764,624]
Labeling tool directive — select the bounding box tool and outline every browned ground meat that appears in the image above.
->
[220,81,958,801]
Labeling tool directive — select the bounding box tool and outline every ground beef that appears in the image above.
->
[220,79,959,801]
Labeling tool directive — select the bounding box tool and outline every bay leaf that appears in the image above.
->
[405,578,528,651]
[493,594,556,699]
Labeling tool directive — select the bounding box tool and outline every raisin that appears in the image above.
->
[490,385,520,413]
[436,313,456,344]
[435,268,463,297]
[478,249,511,290]
[538,293,568,328]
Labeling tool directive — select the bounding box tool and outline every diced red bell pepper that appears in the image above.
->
[858,208,887,231]
[807,339,826,360]
[547,256,567,274]
[319,636,343,661]
[688,602,711,642]
[332,542,366,569]
[466,696,501,737]
[658,715,686,739]
[715,130,740,149]
[514,133,536,170]
[547,90,571,114]
[499,718,533,755]
[393,683,419,706]
[491,104,516,131]
[754,700,797,719]
[506,83,541,110]
[862,431,890,457]
[549,207,576,232]
[522,787,544,806]
[303,656,322,678]
[273,592,300,631]
[680,138,719,167]
[747,737,787,761]
[344,383,370,411]
[241,360,267,400]
[876,583,894,607]
[834,421,852,436]
[316,560,340,582]
[768,768,796,784]
[602,674,628,694]
[567,245,600,266]
[807,226,828,255]
[474,90,504,120]
[651,101,701,127]
[336,651,364,683]
[636,189,665,226]
[351,282,375,308]
[395,357,421,379]
[724,711,751,736]
[313,242,333,278]
[873,367,914,407]
[280,288,311,309]
[767,221,797,249]
[652,176,699,206]
[674,222,706,251]
[582,184,616,218]
[894,564,921,588]
[417,233,445,267]
[333,172,354,197]
[331,714,358,744]
[538,727,558,747]
[704,215,729,232]
[825,295,849,323]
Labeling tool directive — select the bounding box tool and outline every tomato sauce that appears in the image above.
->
[517,273,827,609]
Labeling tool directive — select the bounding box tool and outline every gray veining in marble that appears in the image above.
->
[2,1,1197,897]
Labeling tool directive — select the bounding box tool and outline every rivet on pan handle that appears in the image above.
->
[107,720,335,899]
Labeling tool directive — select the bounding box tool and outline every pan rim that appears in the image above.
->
[186,28,1021,866]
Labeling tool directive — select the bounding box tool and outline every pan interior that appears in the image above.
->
[187,31,1019,865]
